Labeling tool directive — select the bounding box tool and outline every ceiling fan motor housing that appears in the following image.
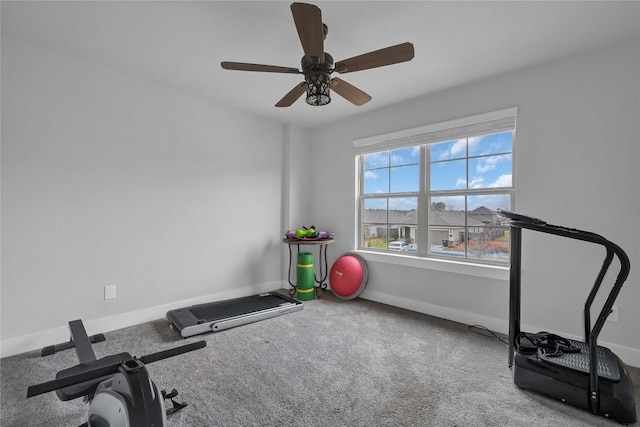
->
[301,52,334,73]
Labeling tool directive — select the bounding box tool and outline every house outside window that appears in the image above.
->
[355,108,516,265]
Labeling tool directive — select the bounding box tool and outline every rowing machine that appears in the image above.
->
[27,319,206,427]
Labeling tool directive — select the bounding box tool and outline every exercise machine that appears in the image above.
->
[501,210,636,424]
[27,319,206,427]
[166,292,303,338]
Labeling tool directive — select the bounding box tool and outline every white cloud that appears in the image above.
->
[475,154,511,173]
[476,161,496,173]
[450,139,466,156]
[488,174,512,188]
[435,139,466,161]
[456,176,486,188]
[364,170,378,179]
[365,152,388,167]
[469,176,485,188]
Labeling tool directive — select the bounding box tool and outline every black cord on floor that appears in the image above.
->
[468,324,509,346]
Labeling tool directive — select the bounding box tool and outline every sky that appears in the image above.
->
[363,131,513,212]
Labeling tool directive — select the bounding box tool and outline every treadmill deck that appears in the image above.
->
[167,292,303,337]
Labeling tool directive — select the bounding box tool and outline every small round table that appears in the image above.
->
[283,238,335,298]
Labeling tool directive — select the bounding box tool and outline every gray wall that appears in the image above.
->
[306,37,640,365]
[1,38,286,350]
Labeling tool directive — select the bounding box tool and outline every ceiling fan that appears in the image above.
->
[221,2,415,107]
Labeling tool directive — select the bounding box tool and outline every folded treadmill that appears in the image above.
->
[501,210,636,424]
[167,292,303,338]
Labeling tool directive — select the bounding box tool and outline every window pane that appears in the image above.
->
[430,196,465,255]
[362,199,387,249]
[467,196,510,262]
[467,227,510,262]
[468,154,512,188]
[391,146,420,166]
[430,196,465,218]
[391,165,419,192]
[389,197,417,248]
[468,132,513,157]
[430,159,466,191]
[430,139,466,161]
[363,168,389,194]
[362,197,417,250]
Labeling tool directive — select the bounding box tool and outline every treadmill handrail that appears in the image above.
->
[505,215,631,414]
[507,220,631,338]
[583,248,614,342]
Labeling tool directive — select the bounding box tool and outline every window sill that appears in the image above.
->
[352,250,509,280]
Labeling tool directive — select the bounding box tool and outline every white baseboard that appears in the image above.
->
[1,281,287,359]
[5,283,638,368]
[361,289,509,335]
[360,289,640,368]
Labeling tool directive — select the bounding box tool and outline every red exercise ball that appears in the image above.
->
[330,254,368,300]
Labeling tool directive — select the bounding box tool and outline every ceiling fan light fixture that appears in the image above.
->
[305,71,331,106]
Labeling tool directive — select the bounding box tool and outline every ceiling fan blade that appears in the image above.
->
[330,78,371,106]
[221,62,300,74]
[275,82,307,107]
[335,42,415,74]
[290,2,324,63]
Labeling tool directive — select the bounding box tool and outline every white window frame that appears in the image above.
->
[353,108,517,278]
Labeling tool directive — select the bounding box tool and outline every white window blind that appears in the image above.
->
[353,107,517,154]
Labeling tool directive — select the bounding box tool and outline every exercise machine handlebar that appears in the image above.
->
[140,340,206,365]
[27,340,206,398]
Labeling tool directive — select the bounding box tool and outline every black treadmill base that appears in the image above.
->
[513,351,637,424]
[166,292,303,338]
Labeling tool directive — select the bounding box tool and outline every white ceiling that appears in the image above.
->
[2,1,639,128]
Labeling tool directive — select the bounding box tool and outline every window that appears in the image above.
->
[355,108,516,265]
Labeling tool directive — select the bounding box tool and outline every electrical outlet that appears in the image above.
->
[609,305,619,322]
[104,285,117,300]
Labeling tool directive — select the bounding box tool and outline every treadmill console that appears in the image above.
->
[497,209,547,225]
